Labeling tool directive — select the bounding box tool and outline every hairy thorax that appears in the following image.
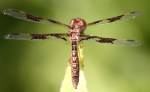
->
[69,18,87,41]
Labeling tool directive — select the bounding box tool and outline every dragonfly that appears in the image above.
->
[0,9,139,89]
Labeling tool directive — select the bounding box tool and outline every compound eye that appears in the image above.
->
[78,21,83,26]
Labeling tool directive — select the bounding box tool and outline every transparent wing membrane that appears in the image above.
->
[80,35,140,46]
[0,33,69,41]
[4,33,32,40]
[1,9,70,28]
[0,33,140,45]
[0,9,140,46]
[87,11,139,26]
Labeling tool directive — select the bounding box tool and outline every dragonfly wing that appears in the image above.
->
[0,33,69,41]
[87,11,139,26]
[0,33,32,40]
[80,35,140,46]
[1,9,70,28]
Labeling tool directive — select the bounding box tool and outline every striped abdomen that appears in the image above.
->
[71,40,80,89]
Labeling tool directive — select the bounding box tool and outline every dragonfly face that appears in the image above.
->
[69,18,87,33]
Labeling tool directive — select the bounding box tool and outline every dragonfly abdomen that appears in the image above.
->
[71,40,80,89]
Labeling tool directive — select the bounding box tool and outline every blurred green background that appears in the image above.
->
[0,0,150,92]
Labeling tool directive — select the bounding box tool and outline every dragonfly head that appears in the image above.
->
[69,18,87,32]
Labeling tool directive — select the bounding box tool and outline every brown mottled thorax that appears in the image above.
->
[26,14,43,21]
[69,18,87,34]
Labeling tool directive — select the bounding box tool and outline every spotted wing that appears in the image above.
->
[1,9,70,28]
[80,35,140,46]
[0,33,69,41]
[87,11,139,26]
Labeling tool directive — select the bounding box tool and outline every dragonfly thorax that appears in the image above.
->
[69,18,87,33]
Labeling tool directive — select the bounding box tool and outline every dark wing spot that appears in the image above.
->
[107,15,124,22]
[88,20,103,25]
[96,38,117,44]
[80,35,94,41]
[31,34,49,39]
[48,19,70,28]
[26,14,43,21]
[48,19,60,24]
